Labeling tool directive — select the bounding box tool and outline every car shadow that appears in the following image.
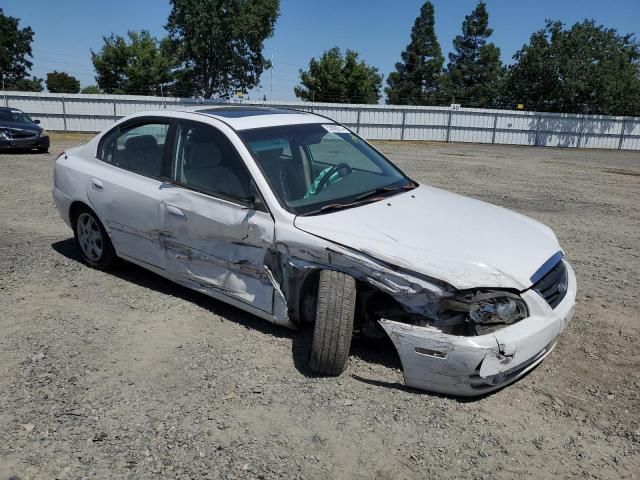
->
[51,238,400,377]
[0,148,48,155]
[51,238,296,343]
[50,237,504,400]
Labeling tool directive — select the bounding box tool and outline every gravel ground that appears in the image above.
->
[1,133,639,479]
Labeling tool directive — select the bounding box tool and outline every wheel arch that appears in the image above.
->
[68,201,115,246]
[69,200,90,226]
[287,261,408,340]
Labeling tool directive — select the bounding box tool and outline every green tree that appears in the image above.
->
[0,8,35,88]
[506,20,640,115]
[80,85,101,94]
[294,47,382,104]
[445,1,503,107]
[166,0,279,98]
[385,1,444,105]
[46,71,80,93]
[7,77,43,92]
[91,31,175,95]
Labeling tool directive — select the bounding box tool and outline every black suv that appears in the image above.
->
[0,107,50,152]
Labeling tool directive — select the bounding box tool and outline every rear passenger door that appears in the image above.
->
[88,118,171,269]
[159,120,276,314]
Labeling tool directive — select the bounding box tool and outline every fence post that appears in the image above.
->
[618,119,627,150]
[61,96,68,132]
[491,112,499,144]
[445,109,453,143]
[113,98,117,122]
[400,109,407,141]
[534,115,541,147]
[576,114,585,149]
[356,107,361,135]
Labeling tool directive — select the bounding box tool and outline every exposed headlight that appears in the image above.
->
[440,291,528,329]
[39,130,49,137]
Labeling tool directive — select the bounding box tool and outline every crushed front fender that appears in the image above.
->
[379,262,577,396]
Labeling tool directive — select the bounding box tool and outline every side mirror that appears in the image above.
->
[242,180,266,211]
[33,119,41,124]
[241,196,257,210]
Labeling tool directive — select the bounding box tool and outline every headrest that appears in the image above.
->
[256,148,283,163]
[125,134,157,151]
[187,142,221,169]
[187,127,212,144]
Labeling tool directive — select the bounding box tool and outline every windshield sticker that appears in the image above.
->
[322,124,350,134]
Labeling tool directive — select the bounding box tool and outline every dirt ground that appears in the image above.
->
[1,133,639,479]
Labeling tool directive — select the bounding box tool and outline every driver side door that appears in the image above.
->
[160,120,276,314]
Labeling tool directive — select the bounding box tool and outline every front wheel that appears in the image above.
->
[309,270,356,376]
[73,208,116,270]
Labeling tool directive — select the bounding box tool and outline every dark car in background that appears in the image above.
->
[0,107,50,152]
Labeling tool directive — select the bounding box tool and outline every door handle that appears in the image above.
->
[166,205,186,219]
[91,178,103,191]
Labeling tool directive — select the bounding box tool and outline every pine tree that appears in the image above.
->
[385,1,444,105]
[445,1,503,107]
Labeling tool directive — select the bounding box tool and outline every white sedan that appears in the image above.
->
[52,106,576,396]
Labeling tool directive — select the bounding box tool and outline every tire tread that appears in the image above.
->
[309,270,356,375]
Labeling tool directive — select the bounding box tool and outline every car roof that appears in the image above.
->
[179,105,330,131]
[0,107,24,112]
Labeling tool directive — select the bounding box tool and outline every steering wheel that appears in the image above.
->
[315,163,353,194]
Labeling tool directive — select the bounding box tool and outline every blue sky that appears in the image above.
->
[3,0,639,100]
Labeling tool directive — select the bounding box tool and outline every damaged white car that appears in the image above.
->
[53,106,576,396]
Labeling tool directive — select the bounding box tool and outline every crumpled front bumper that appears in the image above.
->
[379,262,577,397]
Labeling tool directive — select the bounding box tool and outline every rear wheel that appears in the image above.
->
[309,270,356,375]
[73,208,116,270]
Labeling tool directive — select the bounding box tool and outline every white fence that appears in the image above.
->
[3,90,640,150]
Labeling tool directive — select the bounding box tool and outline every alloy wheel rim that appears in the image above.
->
[77,213,103,261]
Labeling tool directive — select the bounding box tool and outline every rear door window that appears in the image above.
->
[112,122,170,178]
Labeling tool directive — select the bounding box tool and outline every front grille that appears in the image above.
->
[532,259,568,309]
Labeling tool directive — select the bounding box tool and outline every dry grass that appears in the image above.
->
[48,131,95,143]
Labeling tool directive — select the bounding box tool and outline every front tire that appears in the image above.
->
[73,208,116,270]
[309,270,356,376]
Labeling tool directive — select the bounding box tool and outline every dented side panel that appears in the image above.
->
[160,186,276,315]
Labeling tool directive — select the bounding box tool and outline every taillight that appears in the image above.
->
[53,152,65,187]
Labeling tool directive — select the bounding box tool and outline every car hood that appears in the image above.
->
[0,120,41,133]
[293,184,561,290]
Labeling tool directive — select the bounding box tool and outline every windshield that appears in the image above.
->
[0,109,33,124]
[240,123,414,215]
